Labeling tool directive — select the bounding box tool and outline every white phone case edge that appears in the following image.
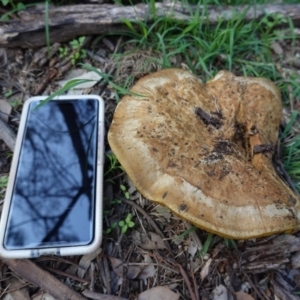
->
[0,95,105,258]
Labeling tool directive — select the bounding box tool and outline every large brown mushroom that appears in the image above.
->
[108,68,300,239]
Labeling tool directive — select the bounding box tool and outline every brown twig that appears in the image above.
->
[190,268,199,300]
[176,263,197,300]
[4,259,85,300]
[44,266,90,284]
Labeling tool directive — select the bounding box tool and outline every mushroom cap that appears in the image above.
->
[108,68,300,239]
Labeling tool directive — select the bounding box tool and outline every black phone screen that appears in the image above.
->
[4,99,99,250]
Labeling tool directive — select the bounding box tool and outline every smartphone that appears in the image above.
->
[0,95,105,258]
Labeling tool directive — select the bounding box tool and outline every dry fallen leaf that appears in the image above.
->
[132,231,166,250]
[126,265,143,279]
[271,42,284,56]
[152,205,172,221]
[108,256,143,279]
[235,291,254,300]
[108,256,125,278]
[235,291,255,300]
[137,255,156,280]
[188,240,198,258]
[78,247,102,278]
[137,286,180,300]
[3,277,30,300]
[57,68,102,94]
[200,258,212,281]
[109,254,156,281]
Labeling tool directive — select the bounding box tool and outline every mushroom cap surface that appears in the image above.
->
[108,68,300,239]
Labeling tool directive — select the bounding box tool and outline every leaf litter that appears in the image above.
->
[1,5,300,300]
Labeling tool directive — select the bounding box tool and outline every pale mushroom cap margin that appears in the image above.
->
[108,68,300,239]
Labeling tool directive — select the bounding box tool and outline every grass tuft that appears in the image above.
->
[281,111,300,193]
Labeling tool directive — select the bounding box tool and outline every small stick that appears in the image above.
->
[253,144,275,154]
[176,263,197,300]
[44,266,90,284]
[190,268,199,300]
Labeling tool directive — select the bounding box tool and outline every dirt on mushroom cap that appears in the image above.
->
[108,68,300,239]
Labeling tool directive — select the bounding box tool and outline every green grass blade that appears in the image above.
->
[34,79,94,110]
[45,0,50,57]
[282,111,299,138]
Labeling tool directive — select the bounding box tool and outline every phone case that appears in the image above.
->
[0,95,105,258]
